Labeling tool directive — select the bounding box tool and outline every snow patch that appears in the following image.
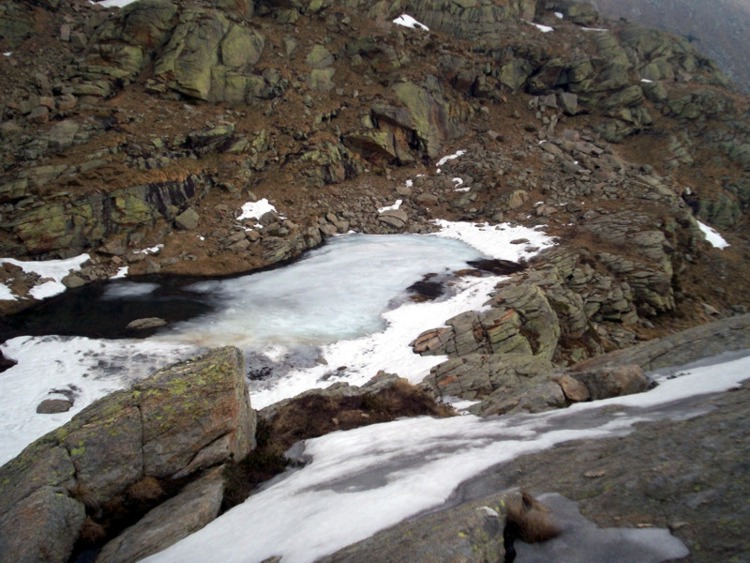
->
[378,199,403,213]
[0,254,90,301]
[393,14,429,31]
[554,11,564,19]
[238,198,282,227]
[96,0,141,7]
[0,283,15,301]
[697,220,729,249]
[527,21,554,33]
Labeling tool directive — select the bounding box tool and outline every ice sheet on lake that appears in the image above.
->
[0,223,553,462]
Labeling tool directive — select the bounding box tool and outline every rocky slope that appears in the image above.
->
[1,0,749,352]
[1,0,750,559]
[592,0,750,93]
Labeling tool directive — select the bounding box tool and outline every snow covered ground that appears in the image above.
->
[0,253,90,301]
[148,353,750,562]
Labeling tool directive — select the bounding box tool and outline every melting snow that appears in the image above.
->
[238,198,282,227]
[0,254,90,301]
[96,0,141,7]
[527,21,554,33]
[393,14,429,31]
[378,199,403,213]
[697,220,730,249]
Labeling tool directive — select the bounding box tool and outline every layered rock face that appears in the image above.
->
[0,347,256,562]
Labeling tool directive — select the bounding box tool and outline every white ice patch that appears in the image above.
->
[0,254,90,301]
[151,354,750,563]
[135,244,163,255]
[554,11,564,19]
[582,27,609,32]
[378,199,403,213]
[95,0,141,7]
[157,233,486,353]
[527,21,554,33]
[102,281,159,300]
[112,266,129,279]
[452,177,464,187]
[238,198,283,228]
[0,336,197,465]
[405,179,414,188]
[0,283,15,301]
[436,149,466,168]
[393,14,429,31]
[2,52,12,57]
[641,78,654,83]
[697,220,729,249]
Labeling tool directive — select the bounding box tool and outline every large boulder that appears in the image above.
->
[0,347,255,562]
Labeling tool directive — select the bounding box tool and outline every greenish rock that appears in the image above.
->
[215,0,254,18]
[175,207,200,230]
[498,58,533,90]
[98,467,226,563]
[306,44,334,69]
[603,85,643,110]
[154,10,229,100]
[0,348,256,563]
[63,396,144,504]
[323,490,511,562]
[310,68,336,92]
[344,130,401,162]
[220,24,264,68]
[641,80,668,102]
[697,193,742,228]
[118,0,179,48]
[393,81,454,159]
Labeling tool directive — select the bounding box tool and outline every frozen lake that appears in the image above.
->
[0,222,555,463]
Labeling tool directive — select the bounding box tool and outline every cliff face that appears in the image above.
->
[592,0,750,93]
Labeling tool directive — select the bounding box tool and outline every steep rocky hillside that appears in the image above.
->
[592,0,750,93]
[1,0,749,360]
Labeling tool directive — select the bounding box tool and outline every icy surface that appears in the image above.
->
[516,493,689,562]
[393,14,429,31]
[150,355,750,563]
[0,283,15,301]
[697,220,730,249]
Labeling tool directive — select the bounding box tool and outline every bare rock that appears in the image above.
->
[126,317,167,330]
[36,399,73,414]
[97,467,226,563]
[555,374,591,402]
[571,365,650,401]
[175,207,200,231]
[0,487,85,563]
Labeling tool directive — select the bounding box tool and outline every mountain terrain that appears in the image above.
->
[592,0,750,93]
[1,0,750,560]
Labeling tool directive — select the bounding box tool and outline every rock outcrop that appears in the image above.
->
[0,346,256,562]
